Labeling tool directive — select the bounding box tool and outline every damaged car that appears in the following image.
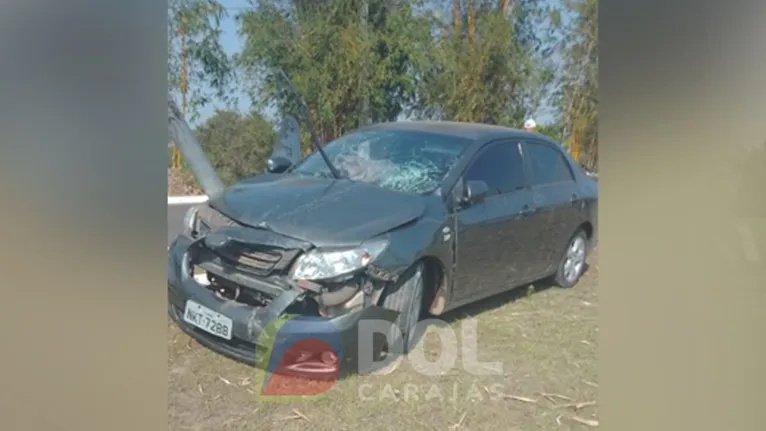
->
[167,95,597,376]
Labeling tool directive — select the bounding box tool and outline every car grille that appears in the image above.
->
[214,246,300,277]
[234,249,281,272]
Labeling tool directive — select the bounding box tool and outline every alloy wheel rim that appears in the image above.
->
[563,236,586,283]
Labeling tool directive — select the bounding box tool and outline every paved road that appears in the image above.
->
[168,203,195,245]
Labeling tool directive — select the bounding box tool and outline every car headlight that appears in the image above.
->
[291,238,389,281]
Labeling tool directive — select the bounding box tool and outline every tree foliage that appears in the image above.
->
[557,0,597,170]
[195,110,276,186]
[168,0,236,169]
[413,0,559,126]
[236,0,430,151]
[167,0,599,188]
[168,0,234,120]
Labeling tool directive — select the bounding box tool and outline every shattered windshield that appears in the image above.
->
[290,129,470,194]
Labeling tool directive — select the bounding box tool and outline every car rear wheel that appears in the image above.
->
[380,261,425,355]
[554,229,589,288]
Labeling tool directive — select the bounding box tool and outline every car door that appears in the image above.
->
[451,140,537,301]
[521,140,582,277]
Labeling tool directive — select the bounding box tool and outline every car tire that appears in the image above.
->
[553,229,589,288]
[380,261,425,355]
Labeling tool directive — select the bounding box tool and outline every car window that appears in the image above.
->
[523,142,575,186]
[463,141,525,196]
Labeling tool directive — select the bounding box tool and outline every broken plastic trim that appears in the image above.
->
[186,233,376,315]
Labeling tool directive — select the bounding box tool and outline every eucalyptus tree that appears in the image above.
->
[557,0,597,169]
[412,0,559,126]
[236,0,429,150]
[168,0,234,167]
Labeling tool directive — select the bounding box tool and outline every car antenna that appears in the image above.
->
[277,69,342,179]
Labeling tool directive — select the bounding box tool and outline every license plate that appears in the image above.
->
[183,300,233,340]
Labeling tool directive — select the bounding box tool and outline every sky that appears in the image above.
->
[194,0,559,126]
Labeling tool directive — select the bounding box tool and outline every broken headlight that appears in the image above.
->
[182,206,211,238]
[182,207,199,237]
[291,238,389,281]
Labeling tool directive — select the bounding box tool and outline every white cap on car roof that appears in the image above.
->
[524,119,536,129]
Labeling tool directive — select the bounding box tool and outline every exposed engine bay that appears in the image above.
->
[184,204,393,319]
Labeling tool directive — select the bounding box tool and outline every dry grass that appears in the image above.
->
[169,251,599,430]
[168,167,202,196]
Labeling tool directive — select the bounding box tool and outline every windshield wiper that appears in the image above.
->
[278,70,342,180]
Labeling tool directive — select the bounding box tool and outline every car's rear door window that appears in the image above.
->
[463,141,525,196]
[523,142,575,187]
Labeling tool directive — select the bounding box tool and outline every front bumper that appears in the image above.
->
[167,235,397,375]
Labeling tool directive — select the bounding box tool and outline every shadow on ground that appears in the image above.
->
[423,262,591,325]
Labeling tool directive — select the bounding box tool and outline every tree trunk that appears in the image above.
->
[466,1,476,43]
[174,24,188,169]
[452,0,461,37]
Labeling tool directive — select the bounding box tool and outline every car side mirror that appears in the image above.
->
[266,155,293,174]
[462,180,489,205]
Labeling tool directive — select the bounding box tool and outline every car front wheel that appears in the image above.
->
[380,261,425,354]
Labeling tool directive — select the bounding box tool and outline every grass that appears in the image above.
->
[168,250,599,430]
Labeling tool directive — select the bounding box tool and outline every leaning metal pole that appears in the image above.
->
[167,96,225,200]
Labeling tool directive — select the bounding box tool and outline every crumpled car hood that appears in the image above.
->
[215,174,426,247]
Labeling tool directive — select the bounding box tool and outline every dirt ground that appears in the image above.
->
[168,251,599,431]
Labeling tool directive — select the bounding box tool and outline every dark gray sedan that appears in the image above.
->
[167,108,598,376]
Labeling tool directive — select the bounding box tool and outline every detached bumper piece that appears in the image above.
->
[167,234,396,378]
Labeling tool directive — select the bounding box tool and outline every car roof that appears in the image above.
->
[358,120,547,142]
